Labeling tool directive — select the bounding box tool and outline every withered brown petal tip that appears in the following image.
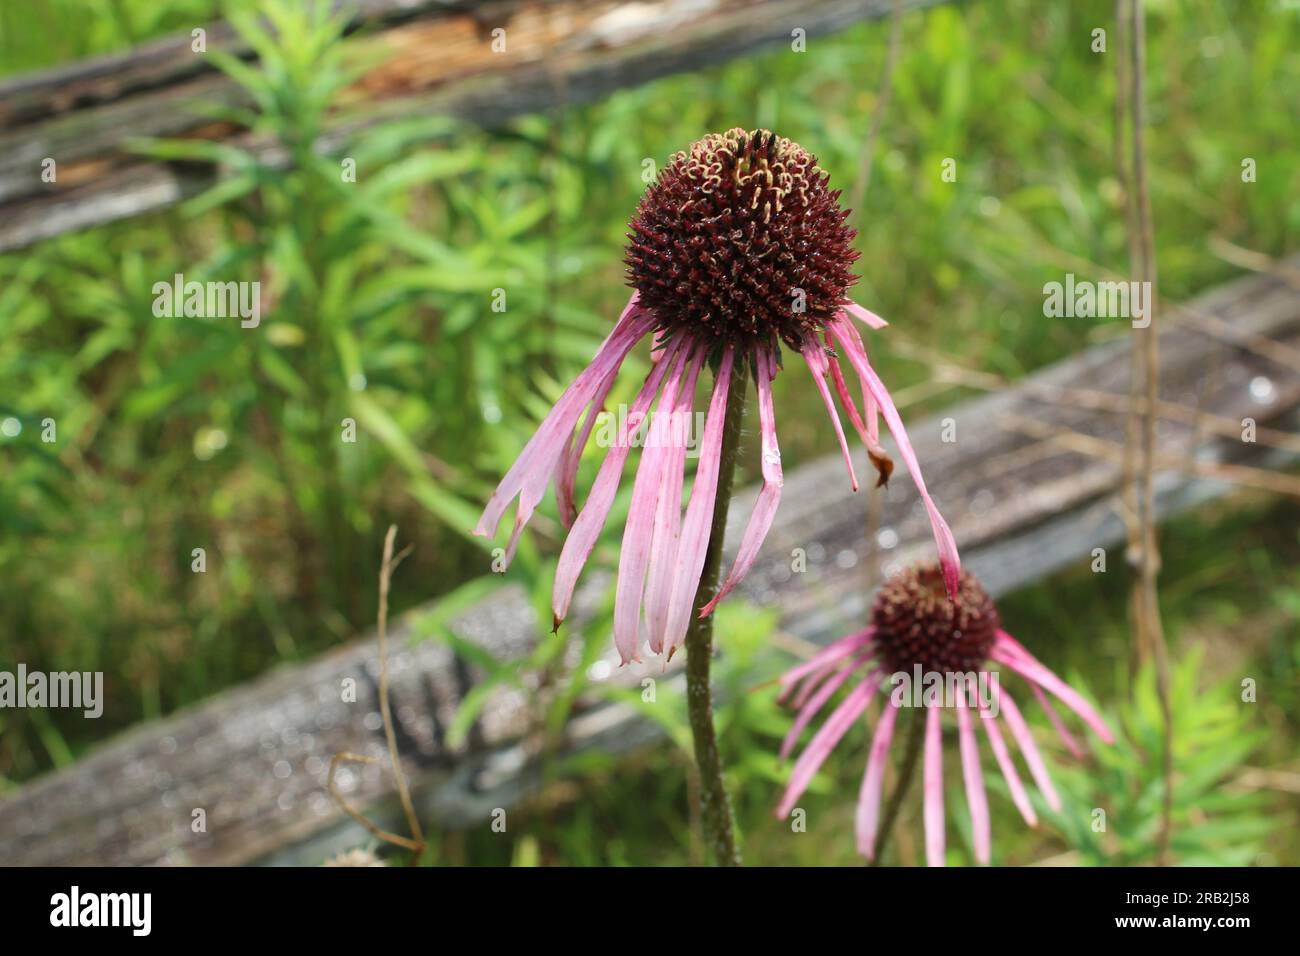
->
[869,449,894,489]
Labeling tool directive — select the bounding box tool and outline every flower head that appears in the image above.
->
[871,563,999,675]
[474,129,960,664]
[775,563,1114,866]
[626,128,859,350]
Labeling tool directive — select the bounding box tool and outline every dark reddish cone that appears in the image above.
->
[870,562,1000,674]
[625,128,860,352]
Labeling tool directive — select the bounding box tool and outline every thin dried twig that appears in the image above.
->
[1125,0,1174,865]
[326,753,423,854]
[847,0,904,218]
[325,525,425,864]
[1234,767,1300,795]
[1000,413,1300,500]
[1115,0,1145,596]
[1172,305,1300,375]
[890,334,1300,456]
[377,525,423,854]
[1208,235,1300,289]
[1027,384,1300,455]
[850,0,904,592]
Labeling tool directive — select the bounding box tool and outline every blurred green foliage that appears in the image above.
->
[1048,649,1273,866]
[0,0,1296,865]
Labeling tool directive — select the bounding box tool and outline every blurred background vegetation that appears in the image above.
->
[0,0,1297,865]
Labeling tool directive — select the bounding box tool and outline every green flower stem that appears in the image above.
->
[870,707,926,865]
[683,357,747,867]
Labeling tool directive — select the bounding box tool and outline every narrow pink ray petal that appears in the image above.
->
[792,652,876,710]
[476,296,653,543]
[979,705,1038,827]
[701,348,785,616]
[923,703,945,867]
[843,299,889,330]
[1030,681,1085,759]
[856,700,901,858]
[778,628,875,705]
[554,363,620,528]
[998,687,1061,812]
[645,343,706,653]
[831,314,880,445]
[827,344,869,442]
[612,345,692,663]
[550,334,682,629]
[776,678,875,818]
[801,338,859,491]
[992,633,1114,744]
[827,344,892,488]
[660,347,735,661]
[487,298,647,543]
[828,314,960,602]
[779,628,873,693]
[780,658,879,761]
[956,689,991,865]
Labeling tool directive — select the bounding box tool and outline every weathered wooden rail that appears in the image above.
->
[2,259,1297,865]
[0,0,944,253]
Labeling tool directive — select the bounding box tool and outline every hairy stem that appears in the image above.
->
[683,357,748,867]
[870,706,925,865]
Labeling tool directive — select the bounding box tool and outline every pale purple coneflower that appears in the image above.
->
[775,563,1114,865]
[474,129,960,664]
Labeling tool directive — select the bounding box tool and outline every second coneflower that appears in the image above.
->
[776,563,1114,865]
[475,128,959,663]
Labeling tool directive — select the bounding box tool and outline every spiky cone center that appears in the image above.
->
[871,563,1000,675]
[625,128,860,352]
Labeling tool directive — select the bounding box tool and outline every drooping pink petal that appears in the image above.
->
[792,651,878,710]
[827,345,893,489]
[830,315,881,446]
[777,628,874,701]
[612,345,693,663]
[997,687,1061,812]
[1030,681,1085,759]
[550,334,683,629]
[923,703,945,867]
[828,313,960,602]
[475,296,654,552]
[955,689,991,865]
[776,678,875,819]
[660,347,735,661]
[644,342,706,653]
[701,347,784,616]
[827,347,869,440]
[979,706,1038,827]
[991,632,1114,744]
[555,362,620,528]
[843,299,889,330]
[482,296,646,543]
[993,632,1086,759]
[801,338,859,491]
[856,700,901,858]
[779,658,879,760]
